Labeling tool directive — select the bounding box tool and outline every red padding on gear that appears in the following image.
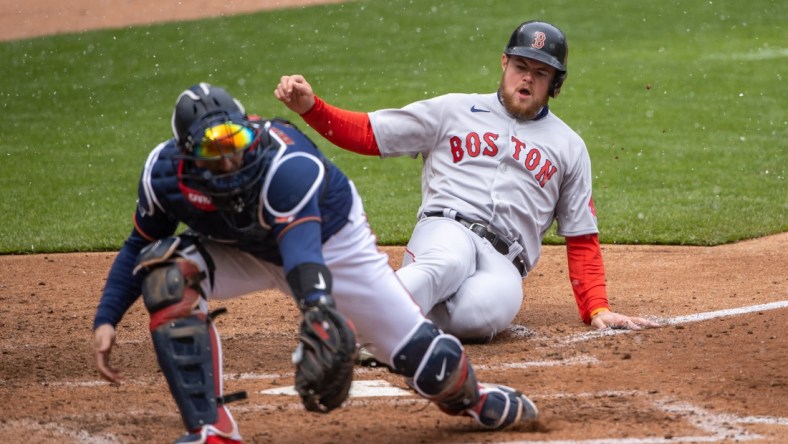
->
[211,406,239,438]
[148,262,204,331]
[148,290,203,331]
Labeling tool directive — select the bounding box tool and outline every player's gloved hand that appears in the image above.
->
[93,324,122,384]
[591,309,660,330]
[291,295,358,413]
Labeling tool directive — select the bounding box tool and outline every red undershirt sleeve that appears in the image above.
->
[300,96,380,156]
[566,233,610,324]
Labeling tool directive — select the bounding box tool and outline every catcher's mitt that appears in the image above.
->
[292,303,358,413]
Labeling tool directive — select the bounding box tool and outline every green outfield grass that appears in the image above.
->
[0,0,785,253]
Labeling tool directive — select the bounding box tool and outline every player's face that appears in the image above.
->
[193,150,245,174]
[498,55,555,120]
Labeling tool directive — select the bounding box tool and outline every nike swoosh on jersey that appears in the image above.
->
[470,105,491,113]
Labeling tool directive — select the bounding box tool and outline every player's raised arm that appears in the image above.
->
[274,76,380,156]
[274,74,316,115]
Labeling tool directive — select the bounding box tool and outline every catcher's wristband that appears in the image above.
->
[286,263,334,310]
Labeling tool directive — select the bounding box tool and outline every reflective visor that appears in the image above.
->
[193,121,255,159]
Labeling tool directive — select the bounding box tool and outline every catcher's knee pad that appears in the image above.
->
[138,238,207,330]
[141,260,205,328]
[392,321,480,413]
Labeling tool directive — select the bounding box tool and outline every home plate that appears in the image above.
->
[260,379,413,398]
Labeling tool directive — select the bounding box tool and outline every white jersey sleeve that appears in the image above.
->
[553,138,598,237]
[368,96,446,158]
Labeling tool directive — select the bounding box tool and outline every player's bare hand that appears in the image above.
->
[94,323,122,384]
[274,75,316,115]
[591,310,660,331]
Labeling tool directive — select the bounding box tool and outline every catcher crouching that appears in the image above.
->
[91,83,538,444]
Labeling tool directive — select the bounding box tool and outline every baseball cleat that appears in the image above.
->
[174,434,241,444]
[173,426,242,444]
[204,436,242,444]
[465,383,538,430]
[356,345,393,371]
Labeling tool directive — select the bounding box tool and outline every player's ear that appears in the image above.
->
[501,53,509,71]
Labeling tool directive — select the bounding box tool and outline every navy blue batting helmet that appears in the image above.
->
[505,21,568,97]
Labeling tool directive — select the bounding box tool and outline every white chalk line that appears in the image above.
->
[475,354,599,370]
[1,419,122,444]
[544,390,788,426]
[739,416,788,427]
[663,300,788,325]
[553,299,788,345]
[40,370,294,388]
[459,391,780,444]
[261,379,413,397]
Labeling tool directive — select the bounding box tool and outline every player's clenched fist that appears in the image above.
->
[275,75,316,115]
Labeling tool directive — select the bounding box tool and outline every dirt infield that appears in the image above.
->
[2,1,787,443]
[1,236,786,443]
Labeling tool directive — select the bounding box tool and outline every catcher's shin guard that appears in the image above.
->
[141,260,241,438]
[392,321,480,414]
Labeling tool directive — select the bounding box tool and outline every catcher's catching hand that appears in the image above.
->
[292,301,358,413]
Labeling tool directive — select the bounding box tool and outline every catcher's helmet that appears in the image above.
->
[172,82,248,153]
[171,83,275,231]
[504,21,568,97]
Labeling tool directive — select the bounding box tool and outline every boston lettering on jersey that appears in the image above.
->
[448,132,558,188]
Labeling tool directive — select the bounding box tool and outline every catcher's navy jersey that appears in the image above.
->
[93,120,353,329]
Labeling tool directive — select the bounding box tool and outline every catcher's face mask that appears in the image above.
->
[177,119,277,233]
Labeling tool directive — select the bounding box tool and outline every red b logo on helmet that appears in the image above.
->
[531,31,546,49]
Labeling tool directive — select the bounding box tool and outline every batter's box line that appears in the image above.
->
[580,391,788,428]
[541,389,788,425]
[2,418,122,444]
[473,390,786,444]
[475,354,598,370]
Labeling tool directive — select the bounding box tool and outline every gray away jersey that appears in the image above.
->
[369,92,598,271]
